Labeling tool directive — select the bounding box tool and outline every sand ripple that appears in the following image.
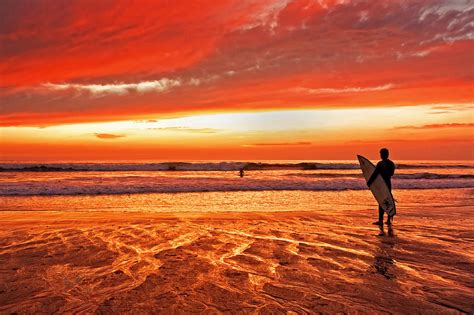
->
[0,209,473,314]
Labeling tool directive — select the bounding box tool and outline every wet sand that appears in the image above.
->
[1,206,473,314]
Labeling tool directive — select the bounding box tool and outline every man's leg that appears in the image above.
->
[386,188,393,224]
[379,206,384,222]
[373,206,384,225]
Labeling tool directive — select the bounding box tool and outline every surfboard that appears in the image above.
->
[357,155,396,217]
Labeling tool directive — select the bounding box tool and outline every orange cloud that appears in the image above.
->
[394,123,474,130]
[0,0,472,127]
[94,133,126,140]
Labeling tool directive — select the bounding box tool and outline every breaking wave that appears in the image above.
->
[1,161,473,172]
[288,173,474,180]
[0,176,472,196]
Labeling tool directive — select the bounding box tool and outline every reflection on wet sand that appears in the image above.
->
[1,206,473,314]
[372,224,396,280]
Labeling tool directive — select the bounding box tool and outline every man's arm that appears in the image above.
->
[367,163,380,186]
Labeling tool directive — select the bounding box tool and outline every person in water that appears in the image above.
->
[367,148,395,225]
[239,168,245,178]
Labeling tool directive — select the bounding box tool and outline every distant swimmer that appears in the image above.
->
[367,148,396,225]
[239,168,245,178]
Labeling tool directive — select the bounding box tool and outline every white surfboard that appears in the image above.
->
[357,155,396,217]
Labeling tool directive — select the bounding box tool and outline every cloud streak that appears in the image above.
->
[44,79,182,96]
[294,84,395,95]
[95,133,126,139]
[394,123,474,130]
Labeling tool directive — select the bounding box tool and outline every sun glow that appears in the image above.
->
[1,105,472,161]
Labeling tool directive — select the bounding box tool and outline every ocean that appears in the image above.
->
[1,160,473,313]
[1,160,473,212]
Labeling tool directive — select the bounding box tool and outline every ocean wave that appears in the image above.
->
[396,163,474,169]
[395,173,474,179]
[0,177,472,196]
[288,173,474,180]
[0,162,355,172]
[1,161,473,172]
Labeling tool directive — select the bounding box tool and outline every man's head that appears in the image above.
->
[380,148,389,160]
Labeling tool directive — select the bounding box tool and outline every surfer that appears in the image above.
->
[239,168,245,178]
[367,148,395,225]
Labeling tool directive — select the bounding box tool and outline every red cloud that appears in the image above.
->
[0,0,473,126]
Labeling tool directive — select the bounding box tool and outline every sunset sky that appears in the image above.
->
[1,0,473,160]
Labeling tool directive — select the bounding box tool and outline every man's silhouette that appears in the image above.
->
[367,148,395,225]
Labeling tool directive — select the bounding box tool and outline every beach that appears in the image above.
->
[3,0,473,312]
[1,187,473,314]
[2,0,473,311]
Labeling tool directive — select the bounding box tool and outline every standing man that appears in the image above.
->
[367,148,395,225]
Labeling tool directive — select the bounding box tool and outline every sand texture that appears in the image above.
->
[0,207,473,314]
